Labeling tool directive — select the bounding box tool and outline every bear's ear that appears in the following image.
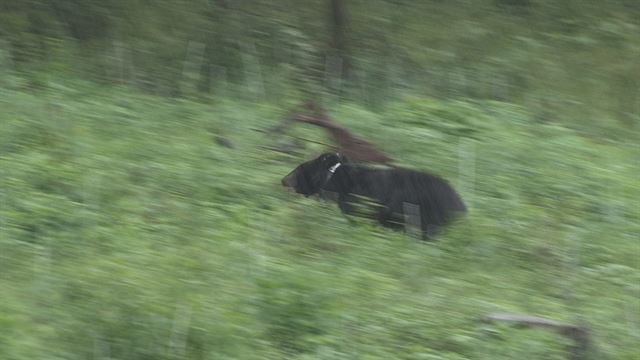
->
[322,165,353,194]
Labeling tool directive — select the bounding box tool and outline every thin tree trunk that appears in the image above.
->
[328,0,351,81]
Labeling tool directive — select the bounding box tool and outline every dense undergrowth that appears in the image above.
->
[0,76,638,359]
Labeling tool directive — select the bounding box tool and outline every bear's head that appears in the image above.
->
[281,152,347,196]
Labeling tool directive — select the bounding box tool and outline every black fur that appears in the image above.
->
[282,153,466,239]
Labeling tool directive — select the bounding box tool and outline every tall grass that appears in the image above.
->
[1,77,638,359]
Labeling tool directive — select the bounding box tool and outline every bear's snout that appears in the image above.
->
[281,172,296,188]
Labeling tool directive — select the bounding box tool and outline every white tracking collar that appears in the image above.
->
[328,163,341,173]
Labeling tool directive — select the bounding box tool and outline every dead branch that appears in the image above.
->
[269,100,393,165]
[484,312,592,360]
[259,145,299,156]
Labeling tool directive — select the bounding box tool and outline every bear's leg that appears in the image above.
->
[402,202,423,239]
[421,223,440,241]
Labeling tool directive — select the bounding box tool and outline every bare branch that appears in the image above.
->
[483,312,592,360]
[266,101,393,164]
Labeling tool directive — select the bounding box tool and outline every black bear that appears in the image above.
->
[281,153,467,239]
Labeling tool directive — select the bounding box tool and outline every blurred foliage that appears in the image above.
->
[0,77,638,359]
[0,0,638,135]
[0,0,639,359]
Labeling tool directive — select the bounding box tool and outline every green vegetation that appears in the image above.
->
[1,77,638,359]
[1,1,639,134]
[1,0,639,359]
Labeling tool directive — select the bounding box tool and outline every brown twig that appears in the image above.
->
[272,100,393,164]
[483,312,591,360]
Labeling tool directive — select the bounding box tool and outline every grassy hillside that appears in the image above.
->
[1,76,638,359]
